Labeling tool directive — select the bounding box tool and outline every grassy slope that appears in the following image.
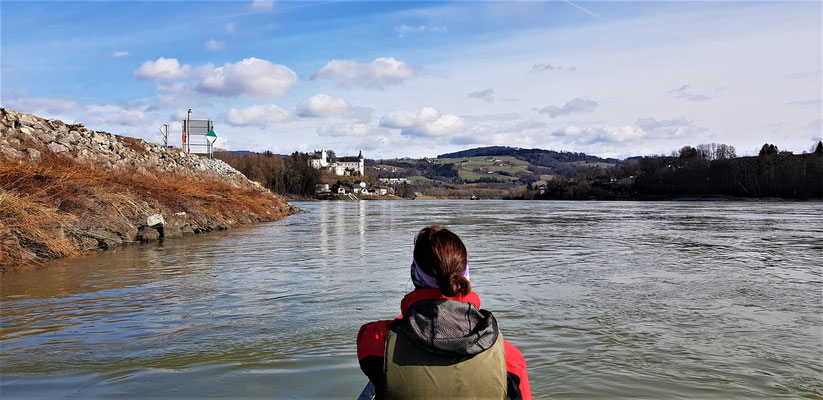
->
[435,155,527,182]
[0,152,292,270]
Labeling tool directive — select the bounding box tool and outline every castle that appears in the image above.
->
[309,149,364,176]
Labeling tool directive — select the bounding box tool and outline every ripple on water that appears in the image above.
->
[1,200,822,398]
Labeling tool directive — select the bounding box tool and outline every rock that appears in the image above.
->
[27,148,40,160]
[147,213,165,227]
[1,147,22,160]
[19,126,34,136]
[78,236,99,251]
[91,133,108,146]
[35,130,52,143]
[19,114,37,126]
[135,226,160,242]
[47,142,69,153]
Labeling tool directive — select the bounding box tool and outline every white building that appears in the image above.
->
[309,150,364,176]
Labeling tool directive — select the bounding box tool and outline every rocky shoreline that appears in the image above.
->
[0,108,298,270]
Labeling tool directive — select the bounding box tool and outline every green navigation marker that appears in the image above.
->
[206,130,217,138]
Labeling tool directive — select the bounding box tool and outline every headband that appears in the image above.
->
[410,256,470,290]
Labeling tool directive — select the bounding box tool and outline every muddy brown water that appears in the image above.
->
[1,200,822,398]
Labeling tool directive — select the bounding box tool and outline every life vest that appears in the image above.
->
[382,299,508,399]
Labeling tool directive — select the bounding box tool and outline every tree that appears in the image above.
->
[679,146,699,160]
[715,144,736,160]
[326,150,337,162]
[816,141,823,155]
[759,143,778,156]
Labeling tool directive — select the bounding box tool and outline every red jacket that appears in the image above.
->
[357,288,532,399]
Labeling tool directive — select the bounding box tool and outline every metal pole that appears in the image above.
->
[186,109,192,153]
[161,124,168,147]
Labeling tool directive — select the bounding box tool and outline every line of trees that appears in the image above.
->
[533,142,822,200]
[214,151,320,196]
[632,142,822,198]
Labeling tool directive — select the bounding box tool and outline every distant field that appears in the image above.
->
[458,170,519,181]
[437,155,527,182]
[407,175,434,182]
[572,161,617,168]
[373,164,406,172]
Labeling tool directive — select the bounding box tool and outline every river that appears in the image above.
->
[1,200,822,399]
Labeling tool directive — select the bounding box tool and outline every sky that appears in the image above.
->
[1,0,821,159]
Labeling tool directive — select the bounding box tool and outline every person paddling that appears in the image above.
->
[357,225,532,399]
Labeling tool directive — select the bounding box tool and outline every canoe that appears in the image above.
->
[357,381,375,400]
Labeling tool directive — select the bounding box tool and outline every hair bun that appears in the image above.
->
[438,271,471,297]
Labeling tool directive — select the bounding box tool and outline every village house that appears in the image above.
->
[309,149,364,176]
[379,177,410,185]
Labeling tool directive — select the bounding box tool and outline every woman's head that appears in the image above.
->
[413,225,471,297]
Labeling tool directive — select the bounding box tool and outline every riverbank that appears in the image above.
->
[0,108,298,271]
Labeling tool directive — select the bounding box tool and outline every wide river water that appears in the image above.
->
[1,200,822,399]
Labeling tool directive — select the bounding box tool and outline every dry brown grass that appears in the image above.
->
[0,152,290,270]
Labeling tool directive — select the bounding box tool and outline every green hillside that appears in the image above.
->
[433,156,527,182]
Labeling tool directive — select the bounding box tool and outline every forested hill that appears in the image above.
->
[437,146,620,166]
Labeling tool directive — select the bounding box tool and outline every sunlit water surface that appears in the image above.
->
[1,201,822,399]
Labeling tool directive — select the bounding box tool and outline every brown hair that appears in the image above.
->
[413,225,471,297]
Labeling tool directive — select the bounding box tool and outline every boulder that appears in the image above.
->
[47,142,69,153]
[146,213,165,227]
[1,147,22,160]
[19,114,37,126]
[135,226,160,242]
[19,126,34,136]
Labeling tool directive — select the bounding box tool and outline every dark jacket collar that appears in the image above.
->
[400,288,482,316]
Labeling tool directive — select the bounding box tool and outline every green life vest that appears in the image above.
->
[383,329,507,399]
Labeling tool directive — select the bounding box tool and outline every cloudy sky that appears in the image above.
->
[1,1,821,159]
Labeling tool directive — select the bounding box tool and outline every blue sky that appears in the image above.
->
[2,1,821,158]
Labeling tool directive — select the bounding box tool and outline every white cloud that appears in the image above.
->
[224,22,235,33]
[86,105,152,126]
[635,116,705,137]
[153,82,195,109]
[668,85,713,101]
[134,57,190,81]
[226,104,292,128]
[296,94,350,118]
[529,63,576,73]
[449,118,548,146]
[468,88,495,103]
[786,99,822,107]
[250,0,274,10]
[317,123,379,137]
[348,106,375,123]
[111,51,130,58]
[312,57,418,89]
[536,98,599,118]
[380,107,465,137]
[196,57,297,97]
[204,39,225,51]
[2,94,85,115]
[461,113,522,122]
[394,24,448,38]
[552,124,646,144]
